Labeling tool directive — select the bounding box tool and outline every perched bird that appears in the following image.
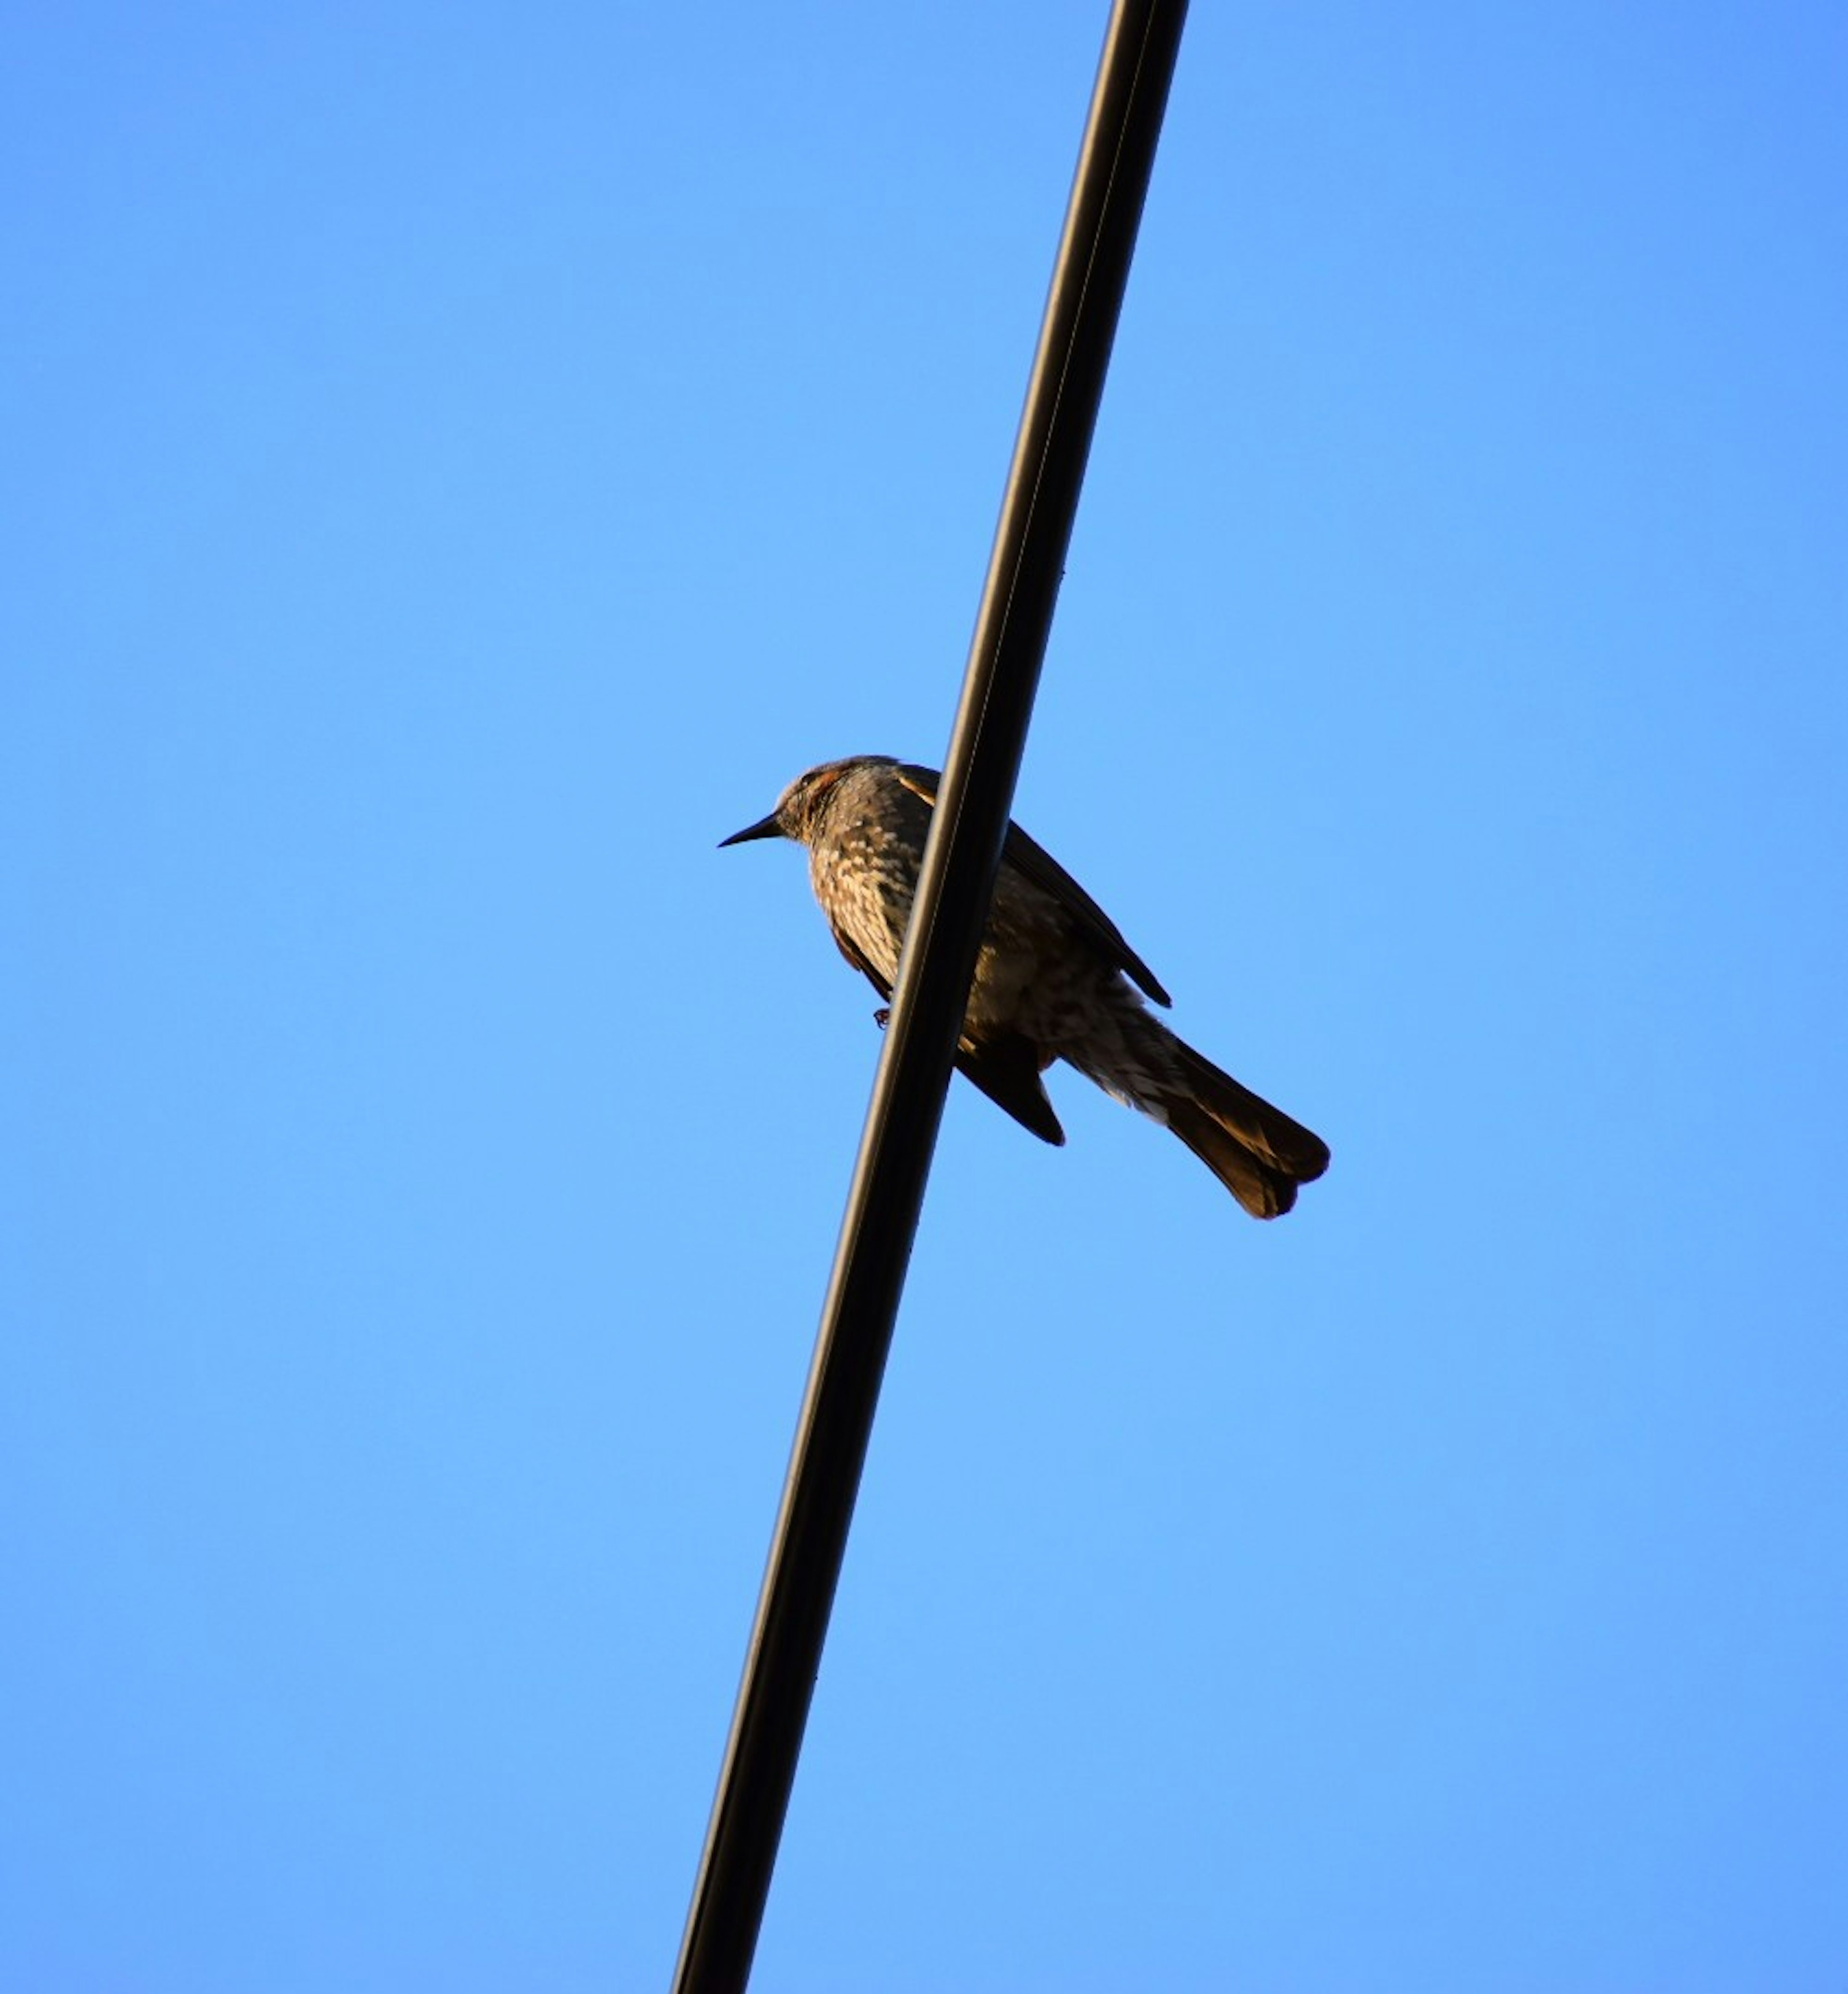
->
[721,755,1329,1217]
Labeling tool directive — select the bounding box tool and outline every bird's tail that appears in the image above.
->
[1158,1035,1330,1220]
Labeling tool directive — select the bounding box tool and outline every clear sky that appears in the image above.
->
[6,2,1846,1988]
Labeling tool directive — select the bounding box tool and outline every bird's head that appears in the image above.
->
[719,756,889,850]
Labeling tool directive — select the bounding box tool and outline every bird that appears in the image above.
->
[720,755,1329,1218]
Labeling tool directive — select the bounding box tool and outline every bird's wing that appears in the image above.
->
[893,762,1172,1007]
[868,1003,1067,1148]
[952,1029,1066,1145]
[828,918,892,1000]
[840,889,1066,1145]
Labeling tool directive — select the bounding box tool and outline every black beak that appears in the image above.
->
[719,811,783,849]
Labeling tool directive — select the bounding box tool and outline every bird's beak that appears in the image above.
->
[719,811,783,849]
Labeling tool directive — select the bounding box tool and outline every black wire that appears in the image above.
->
[671,6,1189,1986]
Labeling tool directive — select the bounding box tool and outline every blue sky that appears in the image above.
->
[6,2,1845,1987]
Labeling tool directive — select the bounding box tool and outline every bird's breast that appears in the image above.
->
[809,827,915,985]
[808,807,1094,1041]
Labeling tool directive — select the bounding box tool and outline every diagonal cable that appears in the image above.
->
[672,7,1189,1987]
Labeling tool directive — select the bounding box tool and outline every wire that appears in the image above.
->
[671,6,1189,1986]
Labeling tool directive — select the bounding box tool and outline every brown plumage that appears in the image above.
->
[721,755,1329,1218]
